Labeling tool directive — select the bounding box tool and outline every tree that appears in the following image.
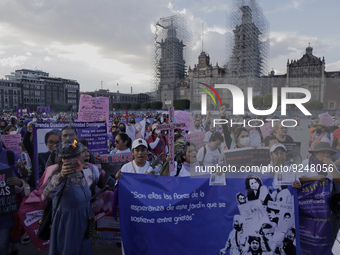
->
[252,96,263,109]
[141,102,150,109]
[112,103,121,110]
[120,103,131,110]
[150,101,163,110]
[263,94,280,108]
[263,94,273,108]
[173,99,190,110]
[303,101,324,110]
[131,103,141,110]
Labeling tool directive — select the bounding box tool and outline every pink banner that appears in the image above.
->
[318,112,333,126]
[186,132,205,150]
[2,134,22,155]
[78,94,109,132]
[18,170,50,251]
[174,111,192,131]
[260,122,273,139]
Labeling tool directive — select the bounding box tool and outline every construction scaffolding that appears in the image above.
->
[225,0,269,87]
[151,15,190,100]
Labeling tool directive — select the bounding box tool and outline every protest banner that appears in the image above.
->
[260,121,273,139]
[17,171,50,251]
[33,121,108,186]
[118,173,300,255]
[156,107,186,172]
[0,168,17,215]
[174,110,191,130]
[1,134,22,155]
[186,131,205,150]
[78,94,110,132]
[224,147,271,168]
[95,152,154,179]
[298,178,333,255]
[318,112,333,126]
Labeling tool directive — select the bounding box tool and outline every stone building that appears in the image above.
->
[2,69,80,111]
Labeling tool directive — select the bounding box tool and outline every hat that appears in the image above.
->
[152,123,158,131]
[23,119,31,125]
[270,143,287,153]
[57,139,82,159]
[335,119,340,126]
[132,139,148,149]
[333,129,340,139]
[315,121,327,128]
[308,141,336,155]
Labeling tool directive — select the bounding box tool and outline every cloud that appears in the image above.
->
[0,55,28,68]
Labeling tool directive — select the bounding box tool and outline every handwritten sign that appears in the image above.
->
[224,147,271,168]
[0,168,17,215]
[1,134,22,155]
[260,121,273,139]
[78,94,109,132]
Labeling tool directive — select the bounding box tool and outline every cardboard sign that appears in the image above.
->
[2,134,22,155]
[78,94,109,132]
[224,147,271,168]
[0,168,17,215]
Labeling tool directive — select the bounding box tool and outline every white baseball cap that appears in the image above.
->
[132,139,148,149]
[270,143,287,153]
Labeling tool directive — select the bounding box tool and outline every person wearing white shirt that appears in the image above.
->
[110,133,132,155]
[197,132,223,166]
[115,138,160,178]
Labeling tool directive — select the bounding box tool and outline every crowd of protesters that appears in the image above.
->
[0,106,340,254]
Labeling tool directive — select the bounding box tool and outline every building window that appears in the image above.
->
[329,102,335,109]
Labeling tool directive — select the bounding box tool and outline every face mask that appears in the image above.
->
[155,130,161,135]
[239,137,250,146]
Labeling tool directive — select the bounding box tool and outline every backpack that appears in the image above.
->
[199,146,221,166]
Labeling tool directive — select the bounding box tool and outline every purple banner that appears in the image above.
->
[298,178,333,255]
[33,121,108,186]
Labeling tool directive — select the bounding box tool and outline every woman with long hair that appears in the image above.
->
[42,140,99,255]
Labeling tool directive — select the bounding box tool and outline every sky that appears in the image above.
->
[0,0,339,94]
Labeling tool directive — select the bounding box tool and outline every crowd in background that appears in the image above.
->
[0,106,340,255]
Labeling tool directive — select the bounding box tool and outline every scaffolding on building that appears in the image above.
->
[225,0,269,91]
[151,14,190,100]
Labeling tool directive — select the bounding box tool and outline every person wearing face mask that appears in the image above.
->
[228,127,252,150]
[218,106,255,150]
[244,116,262,148]
[220,215,247,255]
[147,123,168,162]
[197,132,223,166]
